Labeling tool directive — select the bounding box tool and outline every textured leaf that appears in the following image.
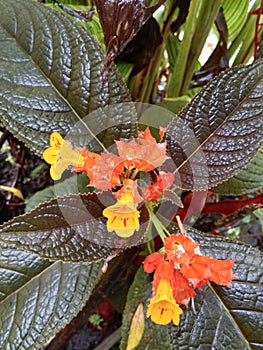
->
[0,242,104,350]
[94,0,165,70]
[213,150,263,195]
[25,173,91,212]
[167,224,263,349]
[0,192,150,262]
[120,266,170,350]
[165,60,263,190]
[0,0,137,156]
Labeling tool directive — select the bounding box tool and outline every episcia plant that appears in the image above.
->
[0,0,262,349]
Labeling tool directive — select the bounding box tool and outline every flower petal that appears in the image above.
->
[103,200,140,238]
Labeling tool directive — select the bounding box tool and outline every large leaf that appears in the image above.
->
[0,192,150,262]
[122,224,263,348]
[0,0,137,156]
[165,60,263,190]
[0,242,104,350]
[213,149,263,195]
[25,172,91,212]
[222,0,250,43]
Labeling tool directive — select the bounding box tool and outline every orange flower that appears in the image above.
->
[142,172,174,202]
[114,179,143,205]
[116,139,169,171]
[73,148,100,186]
[43,132,84,180]
[93,153,124,190]
[144,232,237,324]
[147,279,183,326]
[102,199,140,238]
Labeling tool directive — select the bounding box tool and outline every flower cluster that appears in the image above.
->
[144,233,236,326]
[43,129,174,237]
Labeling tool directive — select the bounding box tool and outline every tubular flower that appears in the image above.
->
[144,232,237,325]
[43,132,84,180]
[102,199,140,238]
[147,278,183,326]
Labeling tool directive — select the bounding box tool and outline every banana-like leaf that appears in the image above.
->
[0,0,137,156]
[213,149,263,195]
[222,0,249,43]
[0,192,150,262]
[0,242,104,350]
[121,224,263,349]
[165,60,263,190]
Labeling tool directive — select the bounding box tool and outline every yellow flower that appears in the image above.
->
[43,132,84,180]
[147,279,183,326]
[102,200,140,238]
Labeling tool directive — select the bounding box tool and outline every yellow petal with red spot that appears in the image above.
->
[50,132,63,148]
[43,147,59,165]
[103,200,140,238]
[147,279,183,326]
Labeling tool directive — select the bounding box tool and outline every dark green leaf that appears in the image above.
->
[165,60,263,190]
[0,0,137,156]
[0,192,150,262]
[25,173,91,212]
[213,150,263,195]
[0,242,104,350]
[167,224,263,349]
[120,266,170,350]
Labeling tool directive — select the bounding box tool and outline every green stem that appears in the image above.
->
[167,0,222,97]
[146,202,170,243]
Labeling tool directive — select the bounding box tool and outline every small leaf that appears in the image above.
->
[0,242,104,350]
[0,0,137,156]
[120,267,170,350]
[213,150,263,195]
[126,302,145,350]
[165,60,263,190]
[0,192,150,262]
[0,185,24,200]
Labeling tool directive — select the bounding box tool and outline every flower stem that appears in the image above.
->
[146,202,170,243]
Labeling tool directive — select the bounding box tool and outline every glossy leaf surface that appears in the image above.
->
[0,242,104,350]
[0,0,136,156]
[0,192,149,262]
[165,60,263,190]
[213,150,263,195]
